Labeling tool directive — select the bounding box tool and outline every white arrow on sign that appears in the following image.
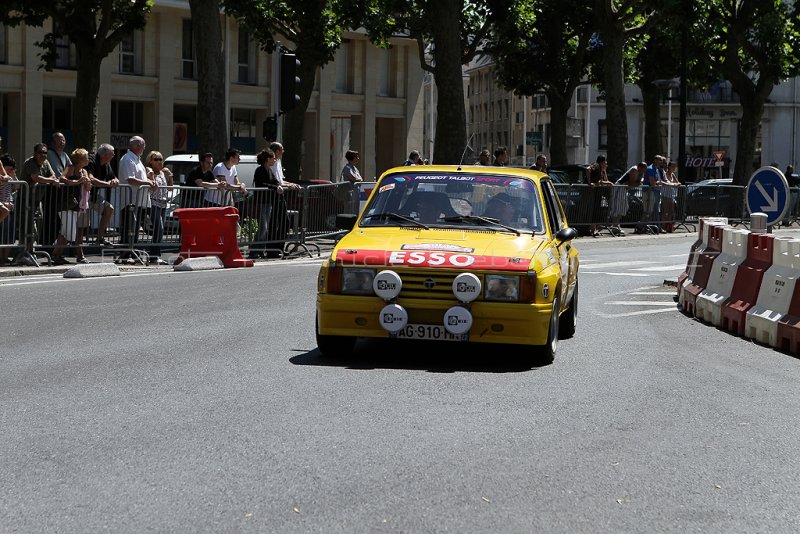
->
[755,181,779,212]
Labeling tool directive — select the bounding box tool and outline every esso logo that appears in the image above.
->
[373,270,402,300]
[388,251,476,268]
[379,304,408,333]
[452,272,481,303]
[443,306,473,335]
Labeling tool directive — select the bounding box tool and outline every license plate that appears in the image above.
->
[394,324,468,341]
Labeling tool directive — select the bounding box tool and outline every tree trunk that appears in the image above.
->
[190,0,227,160]
[428,0,466,164]
[281,54,316,182]
[732,95,764,185]
[546,89,569,166]
[600,29,628,170]
[639,82,662,163]
[72,43,101,150]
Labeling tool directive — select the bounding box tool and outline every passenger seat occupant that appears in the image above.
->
[484,193,515,225]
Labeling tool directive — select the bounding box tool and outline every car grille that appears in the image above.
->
[394,269,479,299]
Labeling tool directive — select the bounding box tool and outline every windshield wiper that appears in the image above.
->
[441,215,521,235]
[362,212,429,229]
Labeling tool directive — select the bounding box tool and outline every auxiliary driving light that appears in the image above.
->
[452,272,481,303]
[373,270,402,301]
[379,304,408,333]
[443,306,473,335]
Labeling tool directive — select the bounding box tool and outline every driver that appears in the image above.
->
[483,193,515,225]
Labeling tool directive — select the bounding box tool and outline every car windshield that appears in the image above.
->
[360,171,545,234]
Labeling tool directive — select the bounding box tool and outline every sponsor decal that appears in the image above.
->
[336,249,530,271]
[401,243,475,253]
[378,183,396,193]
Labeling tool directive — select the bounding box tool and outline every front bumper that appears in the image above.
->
[316,294,552,346]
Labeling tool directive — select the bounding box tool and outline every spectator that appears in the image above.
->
[21,143,68,263]
[145,150,172,265]
[584,155,613,237]
[642,155,666,233]
[249,148,280,259]
[610,162,646,236]
[0,154,19,265]
[46,132,73,183]
[117,136,154,262]
[183,152,216,208]
[66,148,93,263]
[660,160,681,232]
[476,149,491,166]
[341,150,363,184]
[531,154,548,172]
[493,146,509,167]
[85,144,118,246]
[205,148,246,207]
[268,142,300,257]
[483,192,515,225]
[402,150,420,166]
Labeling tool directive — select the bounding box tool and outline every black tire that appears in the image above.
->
[559,280,578,339]
[316,314,356,356]
[536,296,559,365]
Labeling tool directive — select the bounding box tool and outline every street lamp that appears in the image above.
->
[653,78,680,161]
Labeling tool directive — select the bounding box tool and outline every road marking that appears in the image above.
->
[629,291,676,296]
[604,301,677,306]
[581,271,650,277]
[598,308,677,318]
[581,260,657,269]
[630,264,687,272]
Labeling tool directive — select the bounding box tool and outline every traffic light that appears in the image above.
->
[262,116,277,141]
[280,51,301,113]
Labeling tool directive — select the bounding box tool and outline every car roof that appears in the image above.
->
[380,164,547,182]
[164,154,257,163]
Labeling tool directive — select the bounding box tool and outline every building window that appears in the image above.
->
[52,27,76,69]
[111,101,144,134]
[119,30,143,75]
[230,108,256,138]
[42,96,73,131]
[181,19,196,80]
[237,31,256,84]
[378,47,394,97]
[0,25,6,64]
[598,119,608,150]
[334,40,351,93]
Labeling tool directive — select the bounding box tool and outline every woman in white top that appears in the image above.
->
[146,151,173,264]
[661,160,681,232]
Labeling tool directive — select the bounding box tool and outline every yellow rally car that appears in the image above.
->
[316,165,579,363]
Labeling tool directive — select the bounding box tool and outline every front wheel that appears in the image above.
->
[316,314,356,356]
[559,280,578,339]
[535,296,559,365]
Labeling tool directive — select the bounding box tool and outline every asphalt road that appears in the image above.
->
[3,232,800,533]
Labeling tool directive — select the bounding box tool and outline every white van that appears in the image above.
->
[164,154,258,187]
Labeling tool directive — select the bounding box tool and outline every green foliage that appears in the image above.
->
[0,0,152,70]
[222,0,356,67]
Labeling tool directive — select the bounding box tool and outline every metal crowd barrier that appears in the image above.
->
[0,178,772,267]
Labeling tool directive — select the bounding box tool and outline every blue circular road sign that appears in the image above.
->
[746,166,790,226]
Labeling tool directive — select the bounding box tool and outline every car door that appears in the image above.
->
[540,179,574,308]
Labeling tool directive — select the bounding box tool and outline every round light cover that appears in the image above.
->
[452,272,481,302]
[373,270,402,300]
[443,306,473,335]
[379,304,408,333]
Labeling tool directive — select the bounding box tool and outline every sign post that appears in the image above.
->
[746,166,790,229]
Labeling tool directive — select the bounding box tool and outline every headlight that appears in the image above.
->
[342,268,376,295]
[484,274,520,301]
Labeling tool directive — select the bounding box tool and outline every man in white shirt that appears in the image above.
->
[206,148,247,206]
[117,136,154,261]
[268,142,300,191]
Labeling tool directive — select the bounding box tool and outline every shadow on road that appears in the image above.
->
[289,338,548,373]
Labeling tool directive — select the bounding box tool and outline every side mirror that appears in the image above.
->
[336,213,358,231]
[555,227,578,242]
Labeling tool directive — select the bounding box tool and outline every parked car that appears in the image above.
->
[684,178,745,218]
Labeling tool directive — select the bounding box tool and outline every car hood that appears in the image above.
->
[332,228,550,272]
